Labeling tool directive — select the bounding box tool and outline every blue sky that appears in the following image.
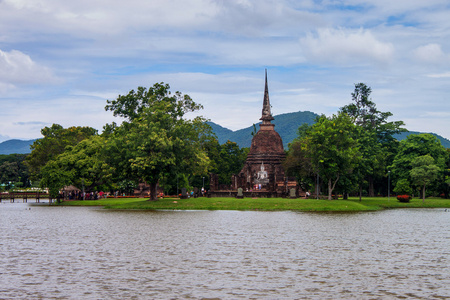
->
[1,0,450,142]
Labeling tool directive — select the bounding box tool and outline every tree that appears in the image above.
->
[0,154,30,189]
[443,149,450,198]
[410,155,440,203]
[393,178,413,195]
[105,83,213,200]
[302,113,360,200]
[105,83,202,121]
[39,136,114,195]
[284,136,315,192]
[391,134,446,180]
[26,124,97,178]
[390,134,447,198]
[39,160,72,200]
[340,83,406,197]
[205,139,249,185]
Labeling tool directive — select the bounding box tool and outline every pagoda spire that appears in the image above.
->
[260,69,274,123]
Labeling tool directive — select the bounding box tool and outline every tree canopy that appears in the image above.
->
[286,113,360,200]
[340,83,406,197]
[410,155,440,203]
[105,83,213,200]
[26,124,97,179]
[388,134,447,199]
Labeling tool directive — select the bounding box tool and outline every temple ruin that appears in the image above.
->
[209,70,299,197]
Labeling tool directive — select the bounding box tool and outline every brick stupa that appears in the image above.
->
[231,70,288,193]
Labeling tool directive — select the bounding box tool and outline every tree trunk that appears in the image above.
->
[422,185,426,204]
[328,175,340,200]
[328,179,332,200]
[359,184,362,202]
[149,182,158,201]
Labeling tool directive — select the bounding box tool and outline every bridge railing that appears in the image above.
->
[0,192,49,203]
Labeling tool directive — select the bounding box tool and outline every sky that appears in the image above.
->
[1,0,450,142]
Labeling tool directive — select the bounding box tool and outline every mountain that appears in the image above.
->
[208,111,318,148]
[0,139,37,155]
[1,111,449,154]
[394,131,450,149]
[209,110,450,149]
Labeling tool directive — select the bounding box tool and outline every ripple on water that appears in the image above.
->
[0,206,449,299]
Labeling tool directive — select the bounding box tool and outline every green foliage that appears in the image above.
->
[105,83,213,200]
[298,113,360,200]
[284,138,314,190]
[395,131,450,149]
[39,159,72,198]
[0,154,30,189]
[390,134,447,194]
[105,83,202,121]
[393,179,413,195]
[205,139,249,185]
[39,136,114,194]
[340,83,406,197]
[410,155,440,202]
[26,124,97,179]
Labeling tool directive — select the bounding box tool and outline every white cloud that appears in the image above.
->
[1,0,450,142]
[426,72,450,78]
[0,49,55,86]
[413,44,449,64]
[300,28,394,65]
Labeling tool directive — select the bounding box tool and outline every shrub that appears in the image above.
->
[394,179,413,195]
[397,195,411,203]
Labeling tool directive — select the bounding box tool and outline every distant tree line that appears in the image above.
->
[0,154,30,190]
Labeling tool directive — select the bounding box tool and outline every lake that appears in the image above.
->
[1,202,449,299]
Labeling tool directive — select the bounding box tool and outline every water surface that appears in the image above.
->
[1,203,449,299]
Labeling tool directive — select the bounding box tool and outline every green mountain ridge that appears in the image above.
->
[0,139,36,155]
[393,131,450,149]
[208,111,318,149]
[209,111,450,149]
[1,111,449,154]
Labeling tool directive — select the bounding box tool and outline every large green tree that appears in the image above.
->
[390,133,447,197]
[410,155,440,203]
[105,83,213,200]
[301,113,360,200]
[26,124,97,179]
[39,136,114,196]
[340,83,405,197]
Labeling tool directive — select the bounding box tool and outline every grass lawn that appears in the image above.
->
[58,196,450,212]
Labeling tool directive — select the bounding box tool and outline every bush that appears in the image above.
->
[394,179,413,195]
[397,195,411,203]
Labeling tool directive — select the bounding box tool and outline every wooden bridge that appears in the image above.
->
[0,192,50,203]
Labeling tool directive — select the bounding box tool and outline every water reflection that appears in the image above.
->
[1,203,449,299]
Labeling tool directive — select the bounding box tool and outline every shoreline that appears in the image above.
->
[56,197,450,212]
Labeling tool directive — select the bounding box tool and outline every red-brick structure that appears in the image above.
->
[216,70,297,197]
[209,70,299,197]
